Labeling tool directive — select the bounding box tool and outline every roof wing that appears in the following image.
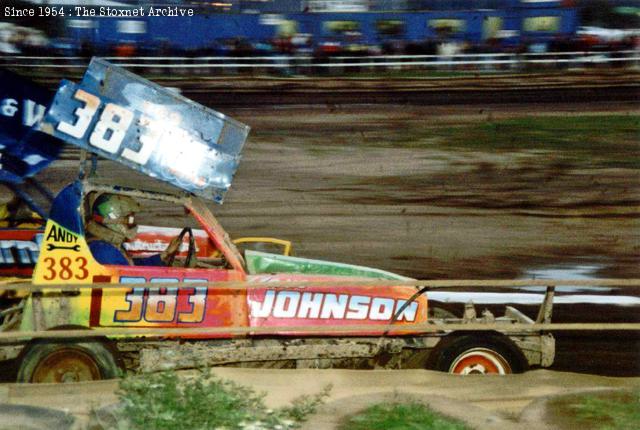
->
[0,69,62,184]
[38,58,250,203]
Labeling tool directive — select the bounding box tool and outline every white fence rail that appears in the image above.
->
[1,50,639,73]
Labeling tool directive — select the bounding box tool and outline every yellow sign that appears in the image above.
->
[33,220,111,285]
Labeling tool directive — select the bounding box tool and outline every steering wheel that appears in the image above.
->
[165,227,196,268]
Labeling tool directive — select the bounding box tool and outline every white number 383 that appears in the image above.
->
[56,89,156,166]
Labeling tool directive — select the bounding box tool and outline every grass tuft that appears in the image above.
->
[339,402,470,430]
[546,389,640,430]
[97,370,330,430]
[572,390,640,430]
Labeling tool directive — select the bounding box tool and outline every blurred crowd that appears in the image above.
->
[0,23,48,55]
[61,35,640,62]
[1,22,638,60]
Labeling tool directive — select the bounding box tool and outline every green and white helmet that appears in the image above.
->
[91,194,141,241]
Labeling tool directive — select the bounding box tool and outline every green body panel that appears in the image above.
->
[19,291,92,332]
[18,298,34,331]
[245,250,411,281]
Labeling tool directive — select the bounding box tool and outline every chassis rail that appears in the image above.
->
[1,278,639,340]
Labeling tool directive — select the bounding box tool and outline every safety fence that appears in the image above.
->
[1,278,639,341]
[1,51,639,75]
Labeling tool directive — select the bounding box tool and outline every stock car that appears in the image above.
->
[0,59,555,382]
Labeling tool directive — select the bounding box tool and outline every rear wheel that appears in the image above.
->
[17,340,120,383]
[431,335,527,375]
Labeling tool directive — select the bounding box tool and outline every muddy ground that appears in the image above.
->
[24,101,640,375]
[2,368,639,430]
[222,103,640,279]
[49,102,637,280]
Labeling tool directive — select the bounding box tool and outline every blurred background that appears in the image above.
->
[1,0,639,75]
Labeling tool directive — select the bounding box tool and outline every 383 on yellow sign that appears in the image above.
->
[41,256,89,281]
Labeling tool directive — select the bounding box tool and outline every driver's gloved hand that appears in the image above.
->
[161,235,183,264]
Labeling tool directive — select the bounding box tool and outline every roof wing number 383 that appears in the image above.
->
[38,58,250,203]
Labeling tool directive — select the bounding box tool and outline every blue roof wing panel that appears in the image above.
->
[0,69,63,184]
[39,58,250,203]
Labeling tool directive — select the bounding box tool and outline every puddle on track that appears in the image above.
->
[429,261,640,307]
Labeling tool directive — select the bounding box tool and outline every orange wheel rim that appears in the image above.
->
[31,348,101,383]
[449,348,511,375]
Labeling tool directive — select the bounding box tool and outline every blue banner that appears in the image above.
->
[0,69,62,184]
[39,58,250,203]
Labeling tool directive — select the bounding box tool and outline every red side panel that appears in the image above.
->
[0,229,42,277]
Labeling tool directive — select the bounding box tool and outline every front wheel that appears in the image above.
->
[431,335,527,375]
[16,340,121,383]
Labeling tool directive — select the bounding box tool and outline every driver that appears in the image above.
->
[86,194,180,266]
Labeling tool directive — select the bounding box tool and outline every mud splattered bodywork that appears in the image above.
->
[21,180,428,338]
[0,60,554,380]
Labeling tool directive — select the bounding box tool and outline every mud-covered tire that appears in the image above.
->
[430,335,528,375]
[16,340,120,383]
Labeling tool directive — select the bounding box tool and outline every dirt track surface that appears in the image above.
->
[1,369,639,429]
[31,69,640,103]
[176,70,640,106]
[224,103,640,280]
[39,102,639,281]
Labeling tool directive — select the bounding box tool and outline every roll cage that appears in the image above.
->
[78,180,246,274]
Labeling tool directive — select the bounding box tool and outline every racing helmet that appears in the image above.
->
[91,194,141,241]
